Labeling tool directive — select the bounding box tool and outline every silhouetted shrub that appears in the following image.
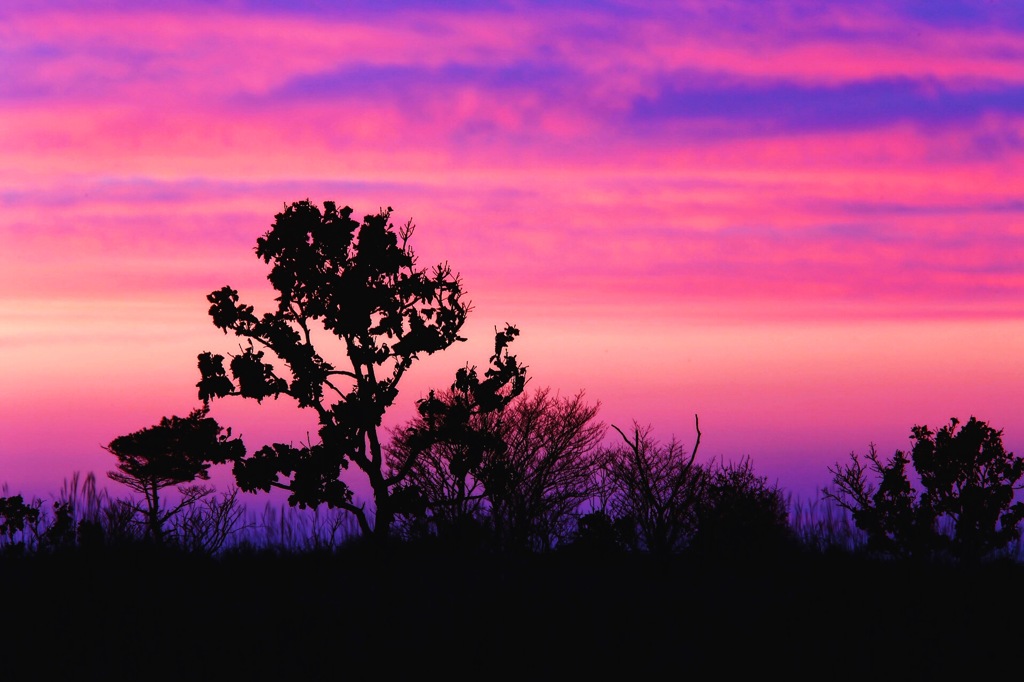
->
[0,494,40,554]
[601,417,705,557]
[388,387,605,552]
[690,455,794,557]
[567,510,636,554]
[825,416,1024,562]
[170,486,250,554]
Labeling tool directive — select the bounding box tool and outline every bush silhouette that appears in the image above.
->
[602,417,704,557]
[388,387,604,551]
[825,416,1024,562]
[690,455,793,557]
[0,495,40,554]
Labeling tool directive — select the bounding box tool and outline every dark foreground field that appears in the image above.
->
[3,544,1023,680]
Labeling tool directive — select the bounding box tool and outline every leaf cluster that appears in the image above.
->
[105,406,245,494]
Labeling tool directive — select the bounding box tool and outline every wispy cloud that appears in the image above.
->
[3,0,1023,498]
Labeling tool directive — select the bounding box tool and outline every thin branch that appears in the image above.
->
[686,413,701,471]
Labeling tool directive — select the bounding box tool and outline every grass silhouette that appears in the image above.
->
[2,475,1023,678]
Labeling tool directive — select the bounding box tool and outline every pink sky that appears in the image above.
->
[2,0,1023,506]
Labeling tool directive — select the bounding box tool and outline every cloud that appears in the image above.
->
[631,77,1024,134]
[3,0,1024,501]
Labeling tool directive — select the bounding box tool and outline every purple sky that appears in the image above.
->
[2,0,1023,507]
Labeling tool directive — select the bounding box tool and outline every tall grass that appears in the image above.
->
[787,493,866,555]
[4,473,1023,561]
[230,500,363,554]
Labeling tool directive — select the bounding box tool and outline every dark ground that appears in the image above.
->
[2,543,1022,680]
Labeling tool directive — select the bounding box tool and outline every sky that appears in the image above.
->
[2,0,1023,508]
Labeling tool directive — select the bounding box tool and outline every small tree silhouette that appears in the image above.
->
[690,455,793,557]
[385,387,510,546]
[105,406,245,545]
[0,495,41,553]
[825,443,940,559]
[604,416,705,557]
[478,388,605,551]
[825,416,1024,562]
[198,200,525,542]
[388,387,603,551]
[383,329,528,546]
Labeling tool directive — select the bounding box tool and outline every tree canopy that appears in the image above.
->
[825,416,1024,562]
[197,200,526,540]
[105,406,244,543]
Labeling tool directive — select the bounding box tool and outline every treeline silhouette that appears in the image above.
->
[0,405,809,559]
[2,453,1022,678]
[2,403,1022,563]
[3,199,1023,676]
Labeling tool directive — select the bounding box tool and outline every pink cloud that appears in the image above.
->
[3,1,1024,504]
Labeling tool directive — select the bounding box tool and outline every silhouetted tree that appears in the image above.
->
[603,416,705,557]
[381,328,528,546]
[0,495,40,553]
[388,387,603,551]
[384,386,505,546]
[824,443,937,559]
[569,509,636,553]
[197,200,525,541]
[479,388,605,551]
[690,455,793,557]
[914,417,1024,561]
[105,406,245,545]
[825,416,1024,562]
